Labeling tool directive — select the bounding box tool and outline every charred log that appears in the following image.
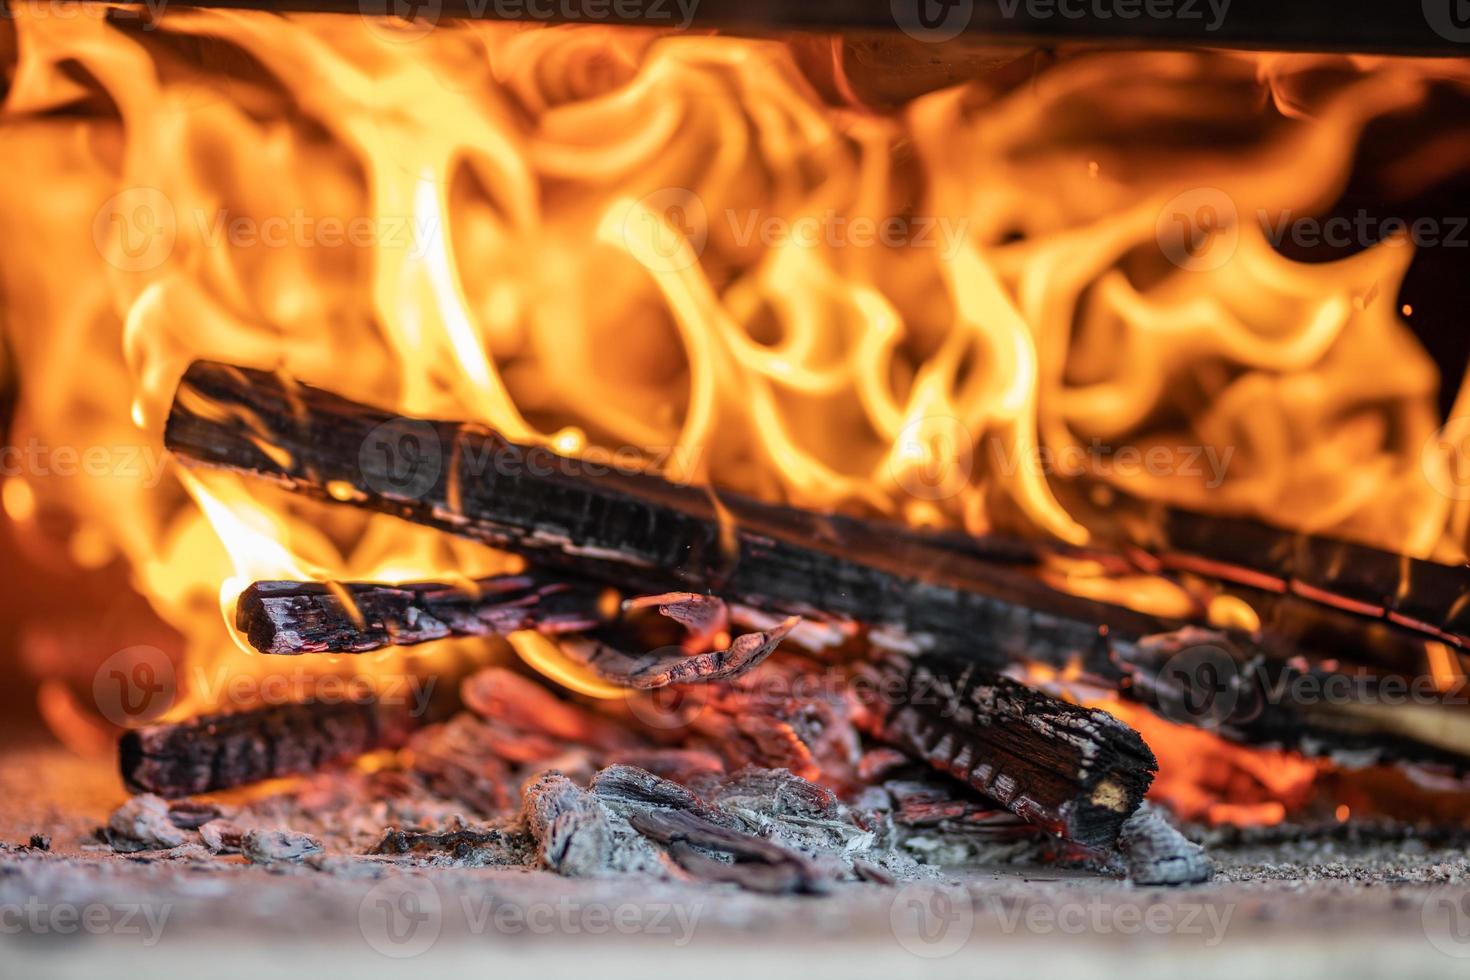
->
[162,362,1470,770]
[236,572,613,655]
[879,656,1157,850]
[119,699,414,797]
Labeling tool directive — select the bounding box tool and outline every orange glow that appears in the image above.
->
[507,631,627,700]
[2,11,1468,822]
[2,478,37,524]
[1103,697,1323,826]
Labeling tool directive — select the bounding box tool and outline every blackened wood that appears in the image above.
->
[881,656,1157,850]
[236,572,613,655]
[627,807,827,895]
[1145,505,1470,654]
[162,362,1470,770]
[161,361,1168,674]
[119,699,413,797]
[561,617,799,689]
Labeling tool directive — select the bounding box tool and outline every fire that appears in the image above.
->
[1103,698,1323,826]
[2,9,1468,819]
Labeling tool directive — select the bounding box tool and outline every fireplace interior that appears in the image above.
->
[3,4,1470,978]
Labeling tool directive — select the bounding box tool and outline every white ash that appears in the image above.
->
[241,829,324,864]
[105,794,185,852]
[1117,804,1215,886]
[199,819,245,854]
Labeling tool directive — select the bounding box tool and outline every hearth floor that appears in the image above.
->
[2,744,1468,979]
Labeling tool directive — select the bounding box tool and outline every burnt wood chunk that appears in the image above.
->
[561,617,799,689]
[880,656,1157,850]
[236,573,612,655]
[119,699,413,797]
[628,807,828,895]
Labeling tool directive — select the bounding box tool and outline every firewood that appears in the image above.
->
[162,361,1157,673]
[236,573,614,655]
[161,362,1470,770]
[119,699,414,797]
[878,655,1157,850]
[1143,505,1470,652]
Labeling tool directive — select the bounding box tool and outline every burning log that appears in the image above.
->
[879,656,1158,850]
[1139,505,1470,653]
[162,362,1470,771]
[236,572,614,655]
[119,699,414,797]
[160,361,1175,672]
